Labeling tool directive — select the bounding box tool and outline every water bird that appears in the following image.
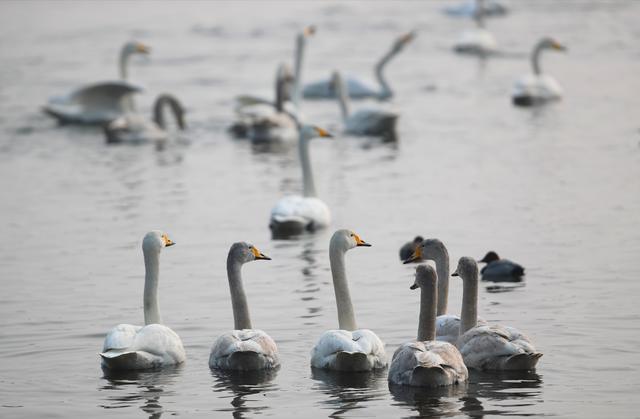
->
[399,236,424,262]
[453,0,498,56]
[478,251,525,281]
[311,230,387,371]
[388,263,468,387]
[443,0,508,17]
[209,242,279,371]
[100,231,186,370]
[512,37,566,106]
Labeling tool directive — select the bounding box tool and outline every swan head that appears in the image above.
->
[403,238,446,264]
[142,230,175,253]
[392,31,416,52]
[538,37,566,52]
[410,262,437,290]
[303,25,316,37]
[330,229,371,253]
[123,41,151,57]
[452,256,479,281]
[299,125,333,141]
[478,251,499,264]
[228,242,271,265]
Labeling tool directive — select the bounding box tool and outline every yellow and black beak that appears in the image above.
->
[304,25,316,37]
[136,43,151,54]
[162,234,175,247]
[552,41,567,51]
[315,126,333,138]
[353,233,372,247]
[403,246,422,264]
[251,246,271,261]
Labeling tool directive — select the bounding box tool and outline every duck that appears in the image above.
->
[512,37,567,106]
[100,231,186,370]
[453,0,498,56]
[403,238,486,343]
[310,230,387,371]
[43,41,150,125]
[453,257,542,370]
[478,251,525,281]
[399,236,423,262]
[104,94,186,147]
[209,242,279,371]
[388,263,468,387]
[269,125,333,236]
[303,31,415,100]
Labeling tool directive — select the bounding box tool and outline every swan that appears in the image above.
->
[100,231,186,370]
[453,257,543,370]
[311,229,387,371]
[43,41,150,125]
[453,1,498,56]
[104,94,186,146]
[403,239,486,343]
[269,125,333,236]
[512,37,567,106]
[302,31,415,100]
[444,0,508,17]
[388,263,468,387]
[209,242,279,371]
[399,236,423,262]
[478,251,525,281]
[330,71,399,140]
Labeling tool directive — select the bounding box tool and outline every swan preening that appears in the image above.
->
[388,263,468,387]
[269,125,332,237]
[478,251,525,281]
[330,71,399,140]
[104,94,186,146]
[209,242,279,371]
[453,1,498,56]
[100,231,186,370]
[310,229,387,371]
[43,41,150,125]
[453,257,542,370]
[303,31,416,100]
[512,37,566,106]
[399,236,424,261]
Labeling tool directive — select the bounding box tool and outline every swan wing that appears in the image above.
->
[209,329,279,370]
[302,76,379,99]
[311,329,386,370]
[513,74,563,100]
[102,323,142,352]
[344,108,398,136]
[389,341,468,386]
[105,114,165,144]
[270,195,330,229]
[436,314,461,343]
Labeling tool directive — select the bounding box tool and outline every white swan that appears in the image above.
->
[43,41,150,125]
[444,0,508,17]
[330,71,399,140]
[311,229,387,371]
[303,32,415,100]
[453,257,543,370]
[453,1,498,56]
[209,242,279,371]
[104,94,186,146]
[403,238,486,343]
[512,37,566,106]
[100,231,185,370]
[388,263,468,387]
[269,125,332,236]
[478,251,525,281]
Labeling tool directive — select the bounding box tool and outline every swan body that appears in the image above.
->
[453,257,542,371]
[479,251,525,281]
[209,242,279,371]
[444,0,507,17]
[454,28,498,56]
[311,230,387,371]
[512,37,566,106]
[303,32,415,100]
[399,236,423,261]
[43,41,149,125]
[100,231,186,370]
[388,264,468,387]
[269,125,333,236]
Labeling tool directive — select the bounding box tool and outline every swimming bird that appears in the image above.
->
[269,125,333,236]
[453,1,498,56]
[43,41,150,125]
[329,71,398,140]
[478,251,525,281]
[443,0,507,17]
[453,257,542,370]
[311,230,387,371]
[388,263,468,387]
[104,94,186,147]
[403,239,486,343]
[303,31,416,100]
[399,236,423,262]
[512,37,566,106]
[209,242,279,371]
[100,231,185,370]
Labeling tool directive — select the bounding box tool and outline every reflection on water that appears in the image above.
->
[311,368,388,417]
[390,381,469,417]
[210,368,278,419]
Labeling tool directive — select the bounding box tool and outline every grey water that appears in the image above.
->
[1,0,639,418]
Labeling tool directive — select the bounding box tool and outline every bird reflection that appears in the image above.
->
[485,282,526,293]
[389,381,468,417]
[311,368,387,417]
[210,368,278,419]
[295,239,323,325]
[98,365,182,419]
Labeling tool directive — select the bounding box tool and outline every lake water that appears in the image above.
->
[1,1,639,418]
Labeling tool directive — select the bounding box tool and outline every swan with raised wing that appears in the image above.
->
[100,231,185,370]
[311,230,387,371]
[512,37,566,106]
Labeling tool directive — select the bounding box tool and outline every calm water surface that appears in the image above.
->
[1,1,639,418]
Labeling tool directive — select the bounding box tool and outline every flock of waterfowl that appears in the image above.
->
[43,0,555,390]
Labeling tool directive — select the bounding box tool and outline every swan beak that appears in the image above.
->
[162,234,175,247]
[403,246,422,264]
[251,246,271,260]
[452,271,459,277]
[315,127,333,138]
[136,43,151,54]
[410,283,418,290]
[401,31,416,44]
[353,233,371,247]
[552,41,567,51]
[303,25,316,37]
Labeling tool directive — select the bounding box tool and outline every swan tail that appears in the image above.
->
[512,95,539,107]
[211,350,274,371]
[333,351,371,372]
[100,350,160,370]
[269,218,307,238]
[410,366,455,387]
[503,352,542,370]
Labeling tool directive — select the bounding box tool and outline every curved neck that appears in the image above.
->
[459,274,478,335]
[143,248,162,325]
[227,257,252,330]
[119,48,130,81]
[428,245,450,316]
[531,43,544,75]
[153,95,184,130]
[334,74,350,122]
[329,244,357,331]
[292,34,305,109]
[374,47,396,99]
[417,284,437,341]
[299,135,316,197]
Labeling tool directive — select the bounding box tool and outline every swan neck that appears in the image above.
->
[531,43,544,75]
[460,274,479,335]
[275,73,285,113]
[119,48,130,81]
[153,95,184,130]
[329,244,357,331]
[299,135,316,197]
[143,247,162,325]
[429,245,450,316]
[292,34,305,109]
[474,0,486,28]
[417,286,437,341]
[227,258,252,330]
[334,74,350,122]
[374,47,396,99]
